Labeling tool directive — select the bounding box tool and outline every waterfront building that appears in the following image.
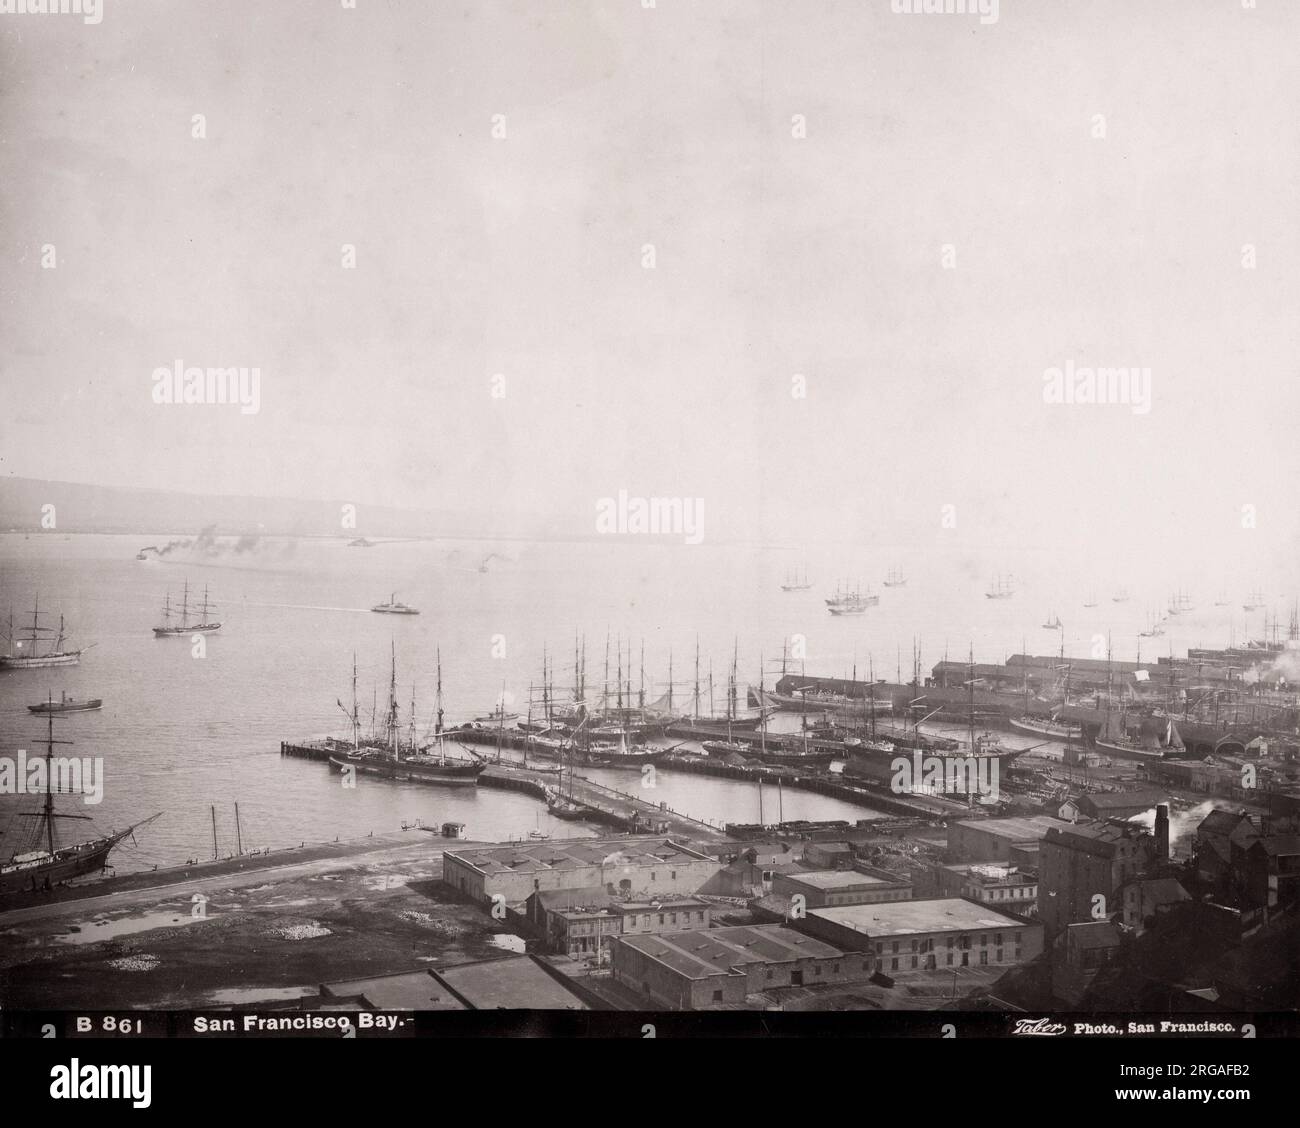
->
[525,887,712,960]
[443,837,719,906]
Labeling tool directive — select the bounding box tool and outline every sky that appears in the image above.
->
[1,0,1297,574]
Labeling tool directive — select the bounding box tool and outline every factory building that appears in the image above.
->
[799,898,1044,972]
[1037,812,1164,935]
[611,924,865,1010]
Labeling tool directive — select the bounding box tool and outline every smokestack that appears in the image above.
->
[1155,804,1169,863]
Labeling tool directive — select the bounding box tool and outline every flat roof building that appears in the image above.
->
[612,924,868,1010]
[772,869,912,908]
[800,898,1043,974]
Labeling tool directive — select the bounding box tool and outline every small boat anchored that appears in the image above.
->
[28,692,102,714]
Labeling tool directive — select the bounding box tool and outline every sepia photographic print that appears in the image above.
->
[0,0,1295,1102]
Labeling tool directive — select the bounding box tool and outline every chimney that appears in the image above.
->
[1155,804,1169,863]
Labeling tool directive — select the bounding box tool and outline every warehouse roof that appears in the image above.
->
[810,898,1029,938]
[616,925,843,980]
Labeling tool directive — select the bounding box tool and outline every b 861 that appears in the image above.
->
[77,1016,142,1034]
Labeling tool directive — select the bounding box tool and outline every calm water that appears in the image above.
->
[0,534,1269,872]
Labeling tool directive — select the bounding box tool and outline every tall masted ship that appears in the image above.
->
[0,708,160,895]
[153,581,221,636]
[1,599,85,669]
[326,648,486,787]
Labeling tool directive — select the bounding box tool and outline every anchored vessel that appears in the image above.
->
[883,568,908,588]
[1,600,85,668]
[370,592,419,615]
[780,565,812,592]
[326,648,485,786]
[0,708,160,895]
[825,582,878,616]
[27,692,102,714]
[153,581,221,636]
[985,575,1015,600]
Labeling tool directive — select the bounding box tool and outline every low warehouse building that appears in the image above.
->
[443,837,719,906]
[801,898,1043,973]
[612,924,868,1010]
[772,869,912,907]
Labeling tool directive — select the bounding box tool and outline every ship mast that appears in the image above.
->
[435,647,444,735]
[351,652,360,750]
[693,637,701,722]
[387,641,399,759]
[180,580,190,631]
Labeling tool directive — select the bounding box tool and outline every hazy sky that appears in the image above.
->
[2,0,1297,573]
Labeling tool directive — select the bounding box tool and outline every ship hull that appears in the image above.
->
[1009,717,1079,740]
[1092,739,1164,763]
[0,652,81,668]
[327,754,482,786]
[0,833,124,895]
[28,700,103,714]
[153,624,221,636]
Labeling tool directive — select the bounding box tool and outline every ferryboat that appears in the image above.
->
[371,593,419,615]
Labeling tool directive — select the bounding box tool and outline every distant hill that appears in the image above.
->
[0,476,544,541]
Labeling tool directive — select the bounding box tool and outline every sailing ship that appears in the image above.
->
[1093,708,1176,763]
[28,692,102,714]
[1042,613,1062,630]
[1009,662,1080,740]
[1111,588,1131,603]
[1213,589,1230,607]
[883,568,908,588]
[370,593,419,615]
[1166,591,1194,617]
[1138,612,1165,638]
[473,705,519,724]
[985,575,1015,600]
[0,707,160,895]
[153,581,221,636]
[825,582,878,615]
[780,565,812,592]
[1243,588,1265,612]
[1082,592,1098,608]
[1,600,85,668]
[326,648,485,786]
